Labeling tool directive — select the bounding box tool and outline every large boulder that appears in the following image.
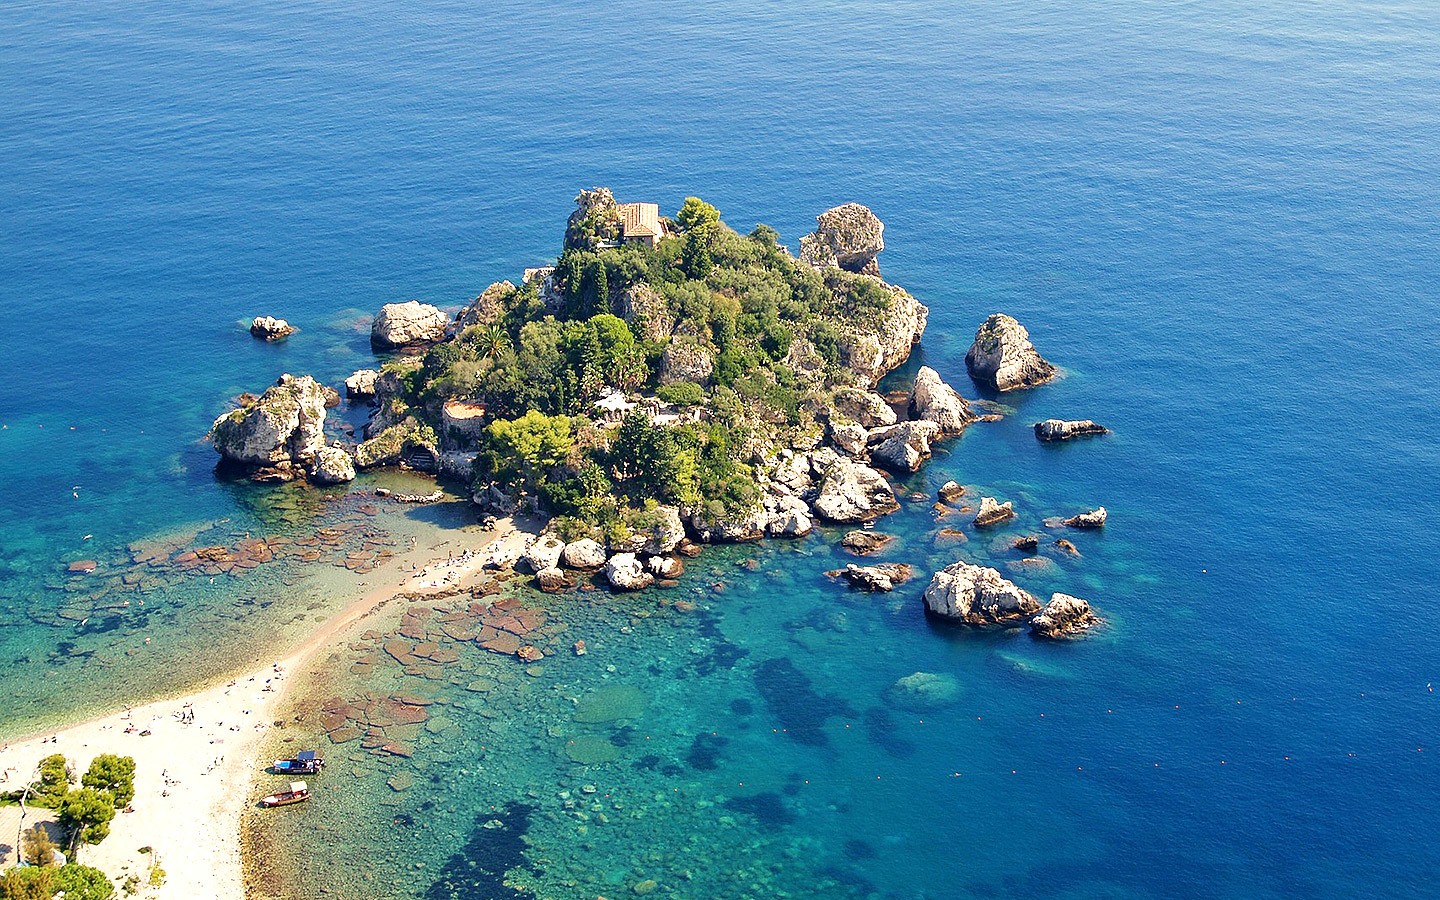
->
[455,281,515,330]
[535,567,575,594]
[1062,507,1107,529]
[866,420,941,473]
[799,203,885,276]
[812,459,900,523]
[250,316,295,341]
[831,563,912,592]
[767,504,814,538]
[829,422,869,457]
[309,446,356,485]
[909,366,976,435]
[965,314,1057,392]
[973,497,1016,527]
[1030,593,1101,639]
[371,301,447,351]
[523,534,567,573]
[841,530,894,555]
[345,369,380,402]
[837,283,928,389]
[561,538,607,570]
[603,553,654,591]
[832,388,897,428]
[1034,419,1109,442]
[209,374,328,468]
[659,337,714,386]
[689,504,768,543]
[922,561,1041,625]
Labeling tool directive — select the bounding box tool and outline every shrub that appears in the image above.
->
[655,381,705,407]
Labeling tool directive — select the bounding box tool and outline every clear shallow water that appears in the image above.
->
[3,0,1439,897]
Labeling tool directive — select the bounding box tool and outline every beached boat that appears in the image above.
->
[260,781,310,808]
[272,750,323,775]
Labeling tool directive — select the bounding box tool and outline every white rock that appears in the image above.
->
[909,366,976,434]
[308,446,356,484]
[523,534,567,573]
[812,459,900,523]
[561,538,607,570]
[965,314,1057,391]
[922,561,1041,625]
[371,300,447,350]
[603,553,654,590]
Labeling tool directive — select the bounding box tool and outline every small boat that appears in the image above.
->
[272,750,323,775]
[260,781,310,808]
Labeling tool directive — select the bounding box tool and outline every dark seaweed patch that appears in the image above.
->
[753,657,855,746]
[423,803,535,900]
[722,791,796,831]
[685,732,729,771]
[863,706,917,758]
[729,698,753,715]
[842,838,876,860]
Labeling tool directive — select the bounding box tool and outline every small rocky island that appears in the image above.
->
[209,188,1105,637]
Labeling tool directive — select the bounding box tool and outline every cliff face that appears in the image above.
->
[837,282,928,389]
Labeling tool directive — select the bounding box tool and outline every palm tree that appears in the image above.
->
[477,324,510,360]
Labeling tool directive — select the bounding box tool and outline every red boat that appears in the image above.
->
[259,781,310,808]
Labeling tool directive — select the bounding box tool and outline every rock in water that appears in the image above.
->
[371,300,447,351]
[209,374,328,469]
[1062,507,1107,529]
[841,530,895,555]
[561,538,607,570]
[798,203,885,275]
[1030,592,1101,638]
[813,459,901,523]
[523,534,567,573]
[965,314,1057,392]
[922,560,1041,625]
[345,369,380,403]
[908,366,976,434]
[250,315,295,341]
[309,446,356,484]
[937,481,966,503]
[866,420,940,473]
[831,563,912,592]
[534,567,574,594]
[885,672,962,711]
[1034,419,1108,442]
[973,497,1016,527]
[603,553,654,591]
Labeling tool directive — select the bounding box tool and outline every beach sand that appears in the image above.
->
[0,514,538,898]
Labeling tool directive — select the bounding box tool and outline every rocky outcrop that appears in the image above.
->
[355,419,436,469]
[1034,419,1108,442]
[561,538,607,570]
[867,420,940,473]
[766,504,814,538]
[965,314,1057,392]
[564,187,622,251]
[838,283,928,389]
[938,481,966,503]
[659,337,714,386]
[250,316,295,341]
[371,301,447,351]
[603,553,654,591]
[922,561,1041,625]
[812,459,900,523]
[636,506,687,555]
[345,369,380,403]
[909,366,976,435]
[535,567,575,594]
[209,375,328,473]
[799,203,885,276]
[455,282,515,330]
[832,388,897,428]
[523,534,567,573]
[841,530,894,555]
[1062,507,1107,529]
[309,446,356,484]
[829,422,869,457]
[831,562,912,592]
[1030,593,1101,638]
[689,504,767,543]
[647,555,684,579]
[973,497,1016,527]
[616,283,674,342]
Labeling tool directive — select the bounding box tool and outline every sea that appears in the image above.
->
[2,1,1438,897]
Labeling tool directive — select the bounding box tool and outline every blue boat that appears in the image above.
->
[272,750,323,775]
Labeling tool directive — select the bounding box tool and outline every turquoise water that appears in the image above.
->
[4,0,1440,897]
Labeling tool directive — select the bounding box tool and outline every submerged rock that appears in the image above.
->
[798,203,885,276]
[841,529,894,556]
[250,315,295,341]
[922,560,1041,625]
[1030,592,1101,638]
[1062,507,1107,529]
[973,497,1016,527]
[371,300,447,351]
[1034,419,1108,442]
[965,314,1057,392]
[908,366,976,435]
[885,672,962,711]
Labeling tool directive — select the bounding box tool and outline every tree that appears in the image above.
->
[0,867,52,900]
[50,864,116,900]
[676,197,720,280]
[483,411,574,481]
[81,754,136,808]
[475,324,510,361]
[21,823,59,867]
[676,196,719,233]
[29,753,71,808]
[58,787,116,853]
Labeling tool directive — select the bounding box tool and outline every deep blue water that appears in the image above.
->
[3,1,1439,897]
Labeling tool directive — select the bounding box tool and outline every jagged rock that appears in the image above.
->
[616,282,674,342]
[371,301,447,351]
[841,530,894,555]
[474,483,519,517]
[837,282,929,389]
[770,452,814,495]
[309,446,356,484]
[922,560,1041,625]
[564,187,622,251]
[646,555,684,578]
[455,281,515,330]
[688,504,767,543]
[209,374,327,468]
[938,481,966,503]
[909,366,976,435]
[636,506,687,555]
[763,494,815,537]
[523,534,567,573]
[535,567,575,594]
[866,420,941,473]
[364,368,412,438]
[831,563,912,592]
[603,553,654,590]
[355,419,435,469]
[1034,419,1108,442]
[813,460,900,523]
[1062,507,1107,529]
[1013,535,1040,553]
[829,422,869,457]
[1030,592,1101,638]
[250,316,295,341]
[965,314,1057,392]
[885,672,962,711]
[832,388,897,428]
[1055,538,1081,557]
[799,203,885,276]
[659,337,714,386]
[973,497,1016,527]
[437,450,478,481]
[561,539,607,570]
[319,385,342,408]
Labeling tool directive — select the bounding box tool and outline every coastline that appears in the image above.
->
[0,514,537,899]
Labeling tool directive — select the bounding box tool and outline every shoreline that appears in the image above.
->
[0,513,538,899]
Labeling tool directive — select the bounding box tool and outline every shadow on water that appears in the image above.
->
[423,804,535,900]
[753,657,855,746]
